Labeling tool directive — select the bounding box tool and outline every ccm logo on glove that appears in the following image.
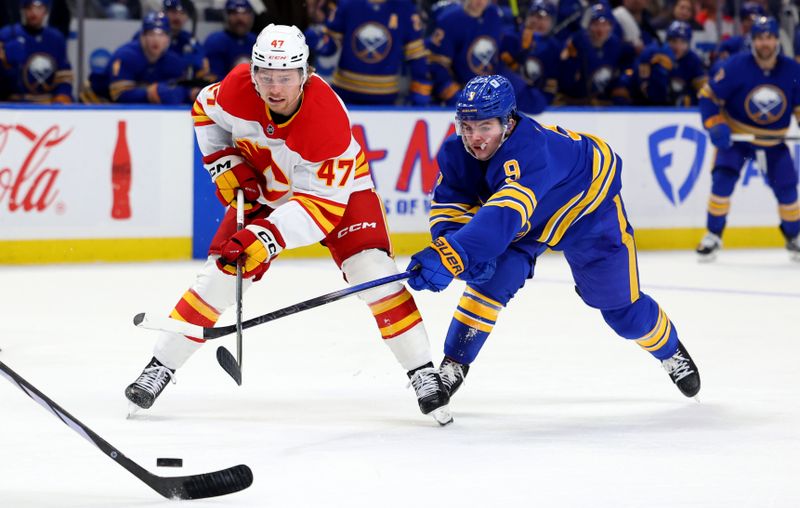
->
[432,237,464,276]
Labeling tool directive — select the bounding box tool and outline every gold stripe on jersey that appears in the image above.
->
[779,201,800,221]
[484,181,537,228]
[465,286,503,309]
[404,39,427,60]
[192,100,213,126]
[613,195,639,303]
[54,70,73,84]
[698,83,720,104]
[354,150,370,179]
[429,202,479,228]
[724,114,789,147]
[428,53,452,67]
[109,80,136,101]
[708,194,730,216]
[290,193,347,234]
[537,135,617,246]
[454,288,503,333]
[332,69,400,95]
[636,307,672,352]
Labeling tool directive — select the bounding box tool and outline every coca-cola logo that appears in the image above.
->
[0,124,70,213]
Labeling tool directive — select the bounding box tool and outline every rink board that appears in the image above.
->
[0,105,796,263]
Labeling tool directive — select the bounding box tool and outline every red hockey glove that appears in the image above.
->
[216,219,285,280]
[206,152,262,212]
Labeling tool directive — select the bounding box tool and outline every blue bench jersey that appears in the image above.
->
[0,23,72,102]
[203,29,256,80]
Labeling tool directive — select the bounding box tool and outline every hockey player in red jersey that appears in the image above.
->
[125,24,452,425]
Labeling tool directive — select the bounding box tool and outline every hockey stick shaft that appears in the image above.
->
[731,133,800,142]
[0,360,252,499]
[135,270,412,340]
[218,192,245,385]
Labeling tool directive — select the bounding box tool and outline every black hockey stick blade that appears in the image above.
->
[134,270,413,340]
[0,361,253,500]
[216,346,242,385]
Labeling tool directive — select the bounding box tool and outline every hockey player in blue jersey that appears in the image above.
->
[317,0,431,105]
[427,0,504,105]
[697,16,800,261]
[406,74,701,401]
[163,0,212,83]
[203,0,256,80]
[0,0,72,103]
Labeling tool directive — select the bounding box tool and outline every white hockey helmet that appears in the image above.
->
[251,24,310,82]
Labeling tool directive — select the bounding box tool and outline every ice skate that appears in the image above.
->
[439,357,469,398]
[695,232,722,262]
[785,235,800,262]
[661,341,701,398]
[407,363,452,426]
[125,357,175,414]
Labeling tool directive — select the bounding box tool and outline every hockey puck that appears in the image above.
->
[156,457,183,468]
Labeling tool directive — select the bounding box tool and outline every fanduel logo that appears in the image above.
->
[648,125,706,206]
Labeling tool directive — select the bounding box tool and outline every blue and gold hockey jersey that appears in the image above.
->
[324,0,429,104]
[203,29,256,80]
[699,52,800,146]
[0,23,72,103]
[557,29,634,104]
[430,115,622,263]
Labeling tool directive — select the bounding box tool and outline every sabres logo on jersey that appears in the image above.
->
[745,85,787,125]
[670,77,686,93]
[591,66,613,93]
[524,56,543,84]
[352,22,392,64]
[22,52,57,92]
[467,36,497,74]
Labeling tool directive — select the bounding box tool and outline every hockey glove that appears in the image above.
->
[206,153,262,212]
[406,236,469,292]
[709,123,732,149]
[217,219,285,280]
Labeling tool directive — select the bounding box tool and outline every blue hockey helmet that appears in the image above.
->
[142,11,169,33]
[751,15,779,37]
[225,0,253,12]
[456,75,517,124]
[528,0,556,18]
[163,0,186,11]
[21,0,51,8]
[666,20,692,41]
[740,1,766,19]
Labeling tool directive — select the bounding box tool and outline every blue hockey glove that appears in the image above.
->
[709,123,732,149]
[406,236,469,292]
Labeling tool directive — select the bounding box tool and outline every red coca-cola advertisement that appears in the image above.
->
[111,120,132,219]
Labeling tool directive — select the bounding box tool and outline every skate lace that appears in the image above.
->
[407,368,439,399]
[135,365,176,395]
[440,362,464,391]
[662,353,694,382]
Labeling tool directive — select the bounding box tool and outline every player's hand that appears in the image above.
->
[406,236,469,292]
[216,219,285,280]
[709,124,732,149]
[211,160,262,212]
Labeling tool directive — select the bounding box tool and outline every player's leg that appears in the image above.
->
[765,145,800,261]
[125,207,260,410]
[565,195,700,397]
[325,190,450,423]
[696,145,748,261]
[437,247,535,398]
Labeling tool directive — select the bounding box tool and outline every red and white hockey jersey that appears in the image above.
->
[191,64,373,249]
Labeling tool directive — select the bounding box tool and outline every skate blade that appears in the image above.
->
[696,252,718,263]
[431,405,453,426]
[126,402,142,419]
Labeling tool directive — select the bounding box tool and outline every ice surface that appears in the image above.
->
[1,250,798,507]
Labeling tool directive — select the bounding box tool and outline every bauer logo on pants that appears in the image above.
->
[648,124,706,206]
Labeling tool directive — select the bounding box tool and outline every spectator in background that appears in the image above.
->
[162,0,212,82]
[695,0,734,41]
[613,0,661,54]
[84,12,196,103]
[204,0,255,80]
[653,0,703,30]
[427,0,504,105]
[557,4,634,105]
[0,0,73,103]
[313,0,431,105]
[500,0,563,114]
[713,1,765,67]
[624,20,706,105]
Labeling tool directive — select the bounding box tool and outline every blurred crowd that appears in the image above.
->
[0,0,798,111]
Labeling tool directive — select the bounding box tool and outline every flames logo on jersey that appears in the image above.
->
[352,22,392,64]
[235,138,291,202]
[591,66,613,93]
[22,53,57,93]
[745,85,787,125]
[524,57,543,85]
[467,36,497,75]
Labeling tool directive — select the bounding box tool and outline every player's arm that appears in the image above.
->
[51,32,73,103]
[426,17,460,104]
[403,7,432,105]
[429,145,481,239]
[192,82,261,211]
[698,62,733,148]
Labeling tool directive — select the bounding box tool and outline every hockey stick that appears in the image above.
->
[134,270,413,340]
[0,360,253,500]
[731,133,800,142]
[217,190,245,385]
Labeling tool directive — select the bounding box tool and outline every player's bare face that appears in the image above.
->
[589,19,612,47]
[668,38,689,59]
[227,10,254,37]
[464,0,490,17]
[526,13,552,35]
[254,68,304,116]
[460,119,504,160]
[141,31,170,62]
[673,0,693,22]
[22,4,47,29]
[753,33,778,61]
[166,9,188,34]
